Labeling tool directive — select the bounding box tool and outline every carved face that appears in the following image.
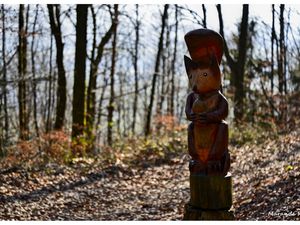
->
[184,55,221,94]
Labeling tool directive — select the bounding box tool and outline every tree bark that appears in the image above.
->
[216,5,235,86]
[31,4,39,137]
[1,4,9,141]
[202,4,207,28]
[216,4,249,121]
[131,4,140,135]
[72,4,88,140]
[145,4,169,136]
[169,4,178,116]
[107,4,119,146]
[117,72,123,136]
[157,15,169,116]
[86,5,117,137]
[271,4,275,94]
[46,36,53,133]
[47,4,67,130]
[234,4,249,120]
[18,4,29,140]
[96,61,108,144]
[278,4,286,94]
[86,5,97,138]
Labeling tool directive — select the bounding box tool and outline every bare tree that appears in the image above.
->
[47,4,67,130]
[217,4,249,121]
[31,4,39,137]
[278,4,286,94]
[169,4,179,116]
[145,4,169,136]
[107,4,119,146]
[86,5,117,140]
[157,10,169,116]
[271,4,276,94]
[131,4,140,135]
[72,4,88,142]
[18,4,29,140]
[96,59,109,144]
[46,36,53,133]
[202,4,207,28]
[1,4,9,142]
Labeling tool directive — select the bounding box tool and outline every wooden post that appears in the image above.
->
[183,29,234,220]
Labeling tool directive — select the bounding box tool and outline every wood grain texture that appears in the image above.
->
[189,173,233,210]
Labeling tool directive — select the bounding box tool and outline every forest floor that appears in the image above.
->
[0,126,299,220]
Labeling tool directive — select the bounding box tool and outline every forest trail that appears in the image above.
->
[0,128,299,220]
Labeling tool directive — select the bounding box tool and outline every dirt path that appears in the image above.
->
[0,155,190,220]
[0,130,299,220]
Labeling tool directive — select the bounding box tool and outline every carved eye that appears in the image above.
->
[203,72,208,76]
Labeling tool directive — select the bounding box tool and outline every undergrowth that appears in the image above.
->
[229,119,279,147]
[0,115,286,172]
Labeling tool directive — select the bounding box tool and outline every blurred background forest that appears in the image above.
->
[0,4,300,220]
[0,3,299,164]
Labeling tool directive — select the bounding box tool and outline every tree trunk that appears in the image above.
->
[96,63,108,145]
[86,5,97,139]
[145,4,169,136]
[271,4,275,94]
[158,14,170,116]
[132,4,140,135]
[31,4,39,137]
[72,4,88,141]
[18,4,29,140]
[86,5,116,138]
[2,4,9,141]
[117,72,123,136]
[234,4,249,121]
[107,4,119,146]
[202,4,207,28]
[169,4,178,116]
[278,4,286,94]
[216,4,249,122]
[46,36,53,133]
[47,4,67,130]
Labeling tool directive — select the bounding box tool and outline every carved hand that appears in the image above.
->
[205,112,220,122]
[189,112,208,123]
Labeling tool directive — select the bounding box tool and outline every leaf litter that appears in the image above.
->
[0,129,299,220]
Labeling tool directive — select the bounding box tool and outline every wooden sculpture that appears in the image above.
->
[183,29,234,220]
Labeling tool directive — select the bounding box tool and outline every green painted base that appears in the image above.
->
[190,173,233,210]
[183,203,235,220]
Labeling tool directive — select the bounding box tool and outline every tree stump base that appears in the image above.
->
[183,203,235,220]
[183,173,234,220]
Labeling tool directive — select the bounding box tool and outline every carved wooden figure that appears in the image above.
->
[183,29,234,220]
[184,29,230,176]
